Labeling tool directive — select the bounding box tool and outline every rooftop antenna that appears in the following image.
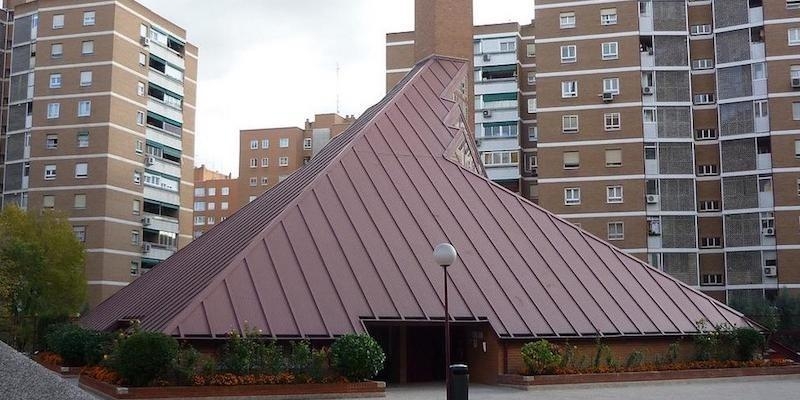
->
[336,62,340,114]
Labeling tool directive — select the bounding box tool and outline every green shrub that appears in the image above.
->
[253,340,285,375]
[112,332,178,386]
[45,324,112,367]
[593,341,613,368]
[521,340,561,375]
[559,341,577,368]
[330,334,385,381]
[220,330,285,375]
[625,350,645,368]
[666,342,680,364]
[169,345,214,386]
[734,328,765,361]
[308,347,331,382]
[287,340,313,375]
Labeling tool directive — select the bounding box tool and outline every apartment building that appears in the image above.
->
[0,0,198,306]
[192,165,237,237]
[387,22,538,198]
[533,0,800,302]
[237,113,355,208]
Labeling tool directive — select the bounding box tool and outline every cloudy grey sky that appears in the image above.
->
[137,0,534,176]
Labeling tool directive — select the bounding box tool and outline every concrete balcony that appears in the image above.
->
[754,115,769,133]
[142,213,179,234]
[149,41,185,70]
[147,98,183,124]
[752,79,767,97]
[146,156,181,178]
[639,16,654,33]
[475,137,519,152]
[645,159,659,175]
[476,100,518,110]
[644,122,658,139]
[641,52,655,69]
[757,153,772,171]
[751,43,765,60]
[749,7,763,25]
[474,52,517,68]
[143,185,180,207]
[148,70,184,97]
[141,242,175,261]
[146,127,182,150]
[476,108,518,124]
[648,235,662,249]
[475,79,518,95]
[485,165,520,181]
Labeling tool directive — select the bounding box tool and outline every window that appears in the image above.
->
[207,217,215,225]
[564,188,581,205]
[527,72,535,85]
[221,202,229,210]
[78,100,91,117]
[482,123,517,137]
[701,274,724,285]
[562,115,579,133]
[608,222,624,240]
[49,73,62,88]
[82,40,94,55]
[261,177,269,186]
[249,177,257,186]
[51,43,63,58]
[45,165,56,180]
[606,186,623,203]
[52,14,64,29]
[789,0,800,9]
[789,28,800,45]
[605,149,622,167]
[73,226,86,243]
[131,230,140,245]
[639,0,652,16]
[697,164,719,176]
[692,59,714,70]
[603,77,620,94]
[528,126,538,141]
[499,40,516,51]
[699,200,721,212]
[303,138,312,150]
[77,132,89,147]
[601,42,618,60]
[194,187,205,197]
[136,111,145,125]
[796,140,800,158]
[645,143,657,160]
[604,113,621,130]
[559,12,576,28]
[193,201,206,211]
[482,151,519,166]
[74,163,88,178]
[761,212,775,230]
[46,134,58,149]
[754,100,769,118]
[279,156,289,166]
[80,71,93,86]
[221,187,230,196]
[249,158,257,168]
[525,153,538,172]
[133,171,141,185]
[563,151,580,169]
[131,261,140,276]
[74,194,86,209]
[527,98,537,113]
[208,202,216,211]
[139,52,146,66]
[47,103,60,119]
[560,45,576,63]
[695,128,717,140]
[279,138,289,148]
[643,108,657,123]
[132,199,140,215]
[261,157,269,167]
[601,8,617,25]
[43,195,55,209]
[250,140,258,149]
[137,81,145,96]
[759,177,773,193]
[194,216,205,226]
[561,80,578,98]
[700,237,722,249]
[794,102,800,120]
[690,24,712,35]
[140,23,148,38]
[261,139,269,149]
[526,44,536,57]
[208,188,216,196]
[752,62,767,80]
[83,11,95,26]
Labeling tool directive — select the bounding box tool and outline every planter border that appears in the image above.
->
[498,364,800,388]
[78,375,385,400]
[39,361,82,377]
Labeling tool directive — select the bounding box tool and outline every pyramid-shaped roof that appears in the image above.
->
[83,56,754,339]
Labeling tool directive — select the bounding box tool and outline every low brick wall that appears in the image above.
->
[497,364,800,387]
[39,362,82,377]
[79,375,386,399]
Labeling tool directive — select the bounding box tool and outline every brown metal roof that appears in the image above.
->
[82,56,755,339]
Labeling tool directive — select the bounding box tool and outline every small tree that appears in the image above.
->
[112,332,178,386]
[330,334,385,381]
[521,340,562,375]
[0,206,86,352]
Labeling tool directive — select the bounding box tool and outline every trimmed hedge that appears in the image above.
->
[111,332,178,386]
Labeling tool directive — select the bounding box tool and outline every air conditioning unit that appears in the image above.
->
[762,227,775,236]
[646,194,660,204]
[483,109,492,118]
[145,156,155,166]
[141,37,151,47]
[141,243,152,253]
[642,86,654,95]
[602,92,615,102]
[792,77,800,88]
[483,54,491,61]
[141,217,152,226]
[763,265,777,277]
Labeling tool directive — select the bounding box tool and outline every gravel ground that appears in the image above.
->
[0,341,96,400]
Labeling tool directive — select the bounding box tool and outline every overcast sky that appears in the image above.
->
[137,0,534,177]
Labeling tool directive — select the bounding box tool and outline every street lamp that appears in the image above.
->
[433,243,457,400]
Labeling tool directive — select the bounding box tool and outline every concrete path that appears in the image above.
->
[342,375,800,400]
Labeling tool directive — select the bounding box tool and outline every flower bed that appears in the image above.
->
[78,374,385,399]
[36,351,83,376]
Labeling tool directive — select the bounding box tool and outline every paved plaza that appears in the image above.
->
[341,375,800,400]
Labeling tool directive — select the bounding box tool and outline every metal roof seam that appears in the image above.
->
[241,258,276,337]
[263,236,304,336]
[222,278,245,335]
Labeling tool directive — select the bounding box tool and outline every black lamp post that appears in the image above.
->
[433,243,457,400]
